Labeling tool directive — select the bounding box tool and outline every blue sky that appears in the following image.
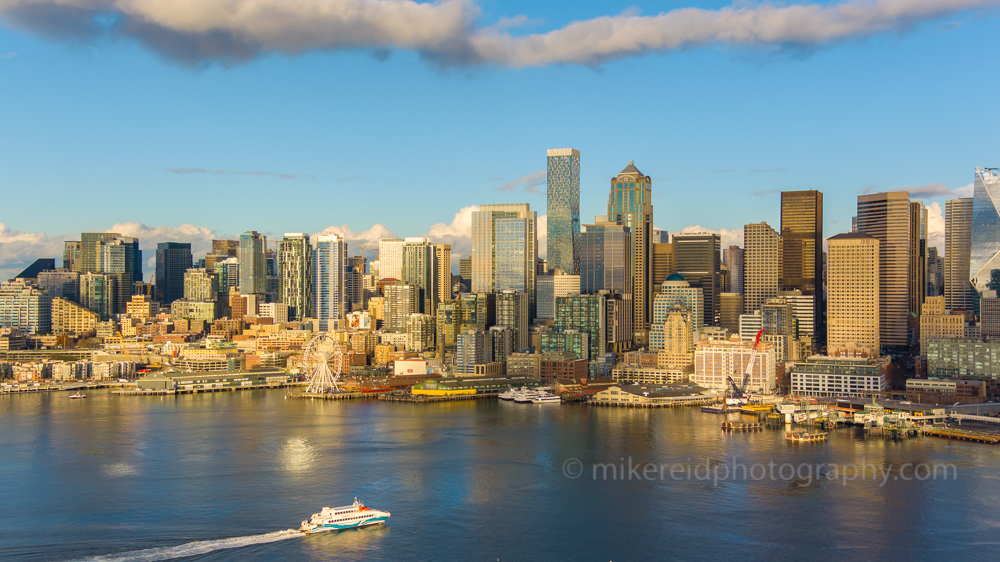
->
[1,0,998,278]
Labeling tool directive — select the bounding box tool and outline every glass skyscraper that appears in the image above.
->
[971,167,1000,295]
[471,203,537,316]
[314,234,346,332]
[279,233,312,321]
[239,231,267,295]
[155,242,192,305]
[580,223,631,294]
[546,148,581,275]
[607,162,653,337]
[780,190,823,342]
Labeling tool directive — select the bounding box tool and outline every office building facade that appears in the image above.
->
[607,162,653,335]
[155,242,193,305]
[780,190,823,342]
[856,192,911,350]
[946,197,974,311]
[827,232,880,354]
[546,148,581,275]
[278,233,313,321]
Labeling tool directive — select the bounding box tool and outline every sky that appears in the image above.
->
[1,0,998,280]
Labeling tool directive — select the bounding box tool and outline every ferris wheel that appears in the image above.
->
[303,333,344,394]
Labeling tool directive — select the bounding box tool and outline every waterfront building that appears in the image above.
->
[496,290,530,351]
[401,238,437,315]
[948,198,975,307]
[314,234,347,331]
[856,192,911,351]
[378,239,404,281]
[927,337,1000,379]
[743,222,781,316]
[790,356,886,397]
[719,292,742,335]
[606,161,653,335]
[278,233,312,321]
[155,242,193,305]
[554,294,606,362]
[79,273,115,320]
[0,280,51,335]
[536,271,581,321]
[239,231,267,296]
[383,283,419,332]
[580,222,631,295]
[610,365,689,385]
[693,337,776,393]
[37,269,79,302]
[919,296,965,356]
[546,148,581,275]
[405,314,436,353]
[672,232,721,328]
[507,352,542,380]
[722,246,743,295]
[540,355,588,384]
[827,232,880,355]
[971,168,1000,298]
[780,190,824,342]
[649,275,703,350]
[471,204,537,317]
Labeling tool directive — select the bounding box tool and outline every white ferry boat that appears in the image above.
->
[514,390,539,403]
[530,391,561,404]
[299,498,390,534]
[499,387,517,400]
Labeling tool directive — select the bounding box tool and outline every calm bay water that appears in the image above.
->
[2,389,999,561]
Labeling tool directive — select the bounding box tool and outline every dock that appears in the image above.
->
[378,393,496,403]
[287,391,379,401]
[921,426,1000,444]
[722,421,762,431]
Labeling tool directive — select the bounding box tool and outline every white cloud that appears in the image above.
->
[495,171,546,194]
[416,205,479,259]
[313,223,398,257]
[0,223,67,281]
[926,201,945,250]
[537,214,547,259]
[953,182,975,198]
[1,0,995,67]
[673,225,744,249]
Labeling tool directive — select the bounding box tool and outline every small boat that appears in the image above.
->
[531,391,561,404]
[299,498,390,534]
[69,393,86,399]
[514,391,538,403]
[499,387,517,401]
[785,431,828,443]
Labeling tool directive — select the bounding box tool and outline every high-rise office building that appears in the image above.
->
[456,330,491,375]
[471,204,537,316]
[496,290,531,351]
[946,198,974,311]
[401,238,437,315]
[278,233,312,321]
[378,239,404,281]
[434,244,452,305]
[910,200,928,317]
[459,257,472,291]
[314,234,347,331]
[580,222,631,295]
[780,190,823,341]
[80,232,118,273]
[971,167,1000,296]
[63,241,81,272]
[607,162,653,335]
[927,246,943,297]
[722,246,744,295]
[649,274,703,350]
[0,279,51,334]
[37,269,79,302]
[238,231,267,295]
[743,222,781,316]
[212,240,240,258]
[652,242,674,294]
[537,271,581,321]
[383,283,419,332]
[827,232,880,354]
[856,192,911,351]
[100,236,141,314]
[80,273,115,320]
[673,233,721,328]
[719,292,742,335]
[345,255,367,310]
[546,148,581,275]
[554,294,606,362]
[155,242,192,305]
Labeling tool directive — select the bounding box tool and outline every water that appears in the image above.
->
[2,389,999,561]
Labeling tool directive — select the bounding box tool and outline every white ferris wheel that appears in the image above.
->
[303,333,344,394]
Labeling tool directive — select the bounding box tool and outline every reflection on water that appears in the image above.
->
[2,389,1000,560]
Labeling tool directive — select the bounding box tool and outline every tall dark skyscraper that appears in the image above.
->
[607,161,653,340]
[546,148,581,275]
[780,190,824,342]
[672,232,721,328]
[239,231,267,295]
[155,242,193,305]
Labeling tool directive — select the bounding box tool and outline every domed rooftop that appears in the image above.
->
[666,273,686,282]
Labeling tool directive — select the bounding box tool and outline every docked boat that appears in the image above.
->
[785,431,828,443]
[499,387,518,401]
[299,498,390,534]
[530,391,561,404]
[68,392,86,399]
[513,390,539,403]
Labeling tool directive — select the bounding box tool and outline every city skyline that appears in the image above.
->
[2,2,997,280]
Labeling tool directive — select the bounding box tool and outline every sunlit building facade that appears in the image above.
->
[546,148,581,275]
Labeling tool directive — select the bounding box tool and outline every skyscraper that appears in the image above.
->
[910,200,928,317]
[471,203,537,315]
[314,234,347,331]
[743,222,781,315]
[546,148,581,275]
[496,290,530,351]
[155,242,192,305]
[555,293,606,362]
[278,233,313,321]
[827,232,880,354]
[434,243,452,305]
[378,239,404,281]
[580,222,631,294]
[607,161,653,337]
[856,192,911,351]
[0,279,51,334]
[345,255,367,311]
[401,238,437,315]
[946,198,974,311]
[239,231,267,295]
[80,232,118,273]
[672,233,721,328]
[63,241,81,272]
[722,245,744,294]
[780,190,823,341]
[970,167,1000,296]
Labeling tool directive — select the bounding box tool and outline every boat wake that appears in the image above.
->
[76,529,302,561]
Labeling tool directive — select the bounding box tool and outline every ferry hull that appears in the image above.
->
[302,516,389,534]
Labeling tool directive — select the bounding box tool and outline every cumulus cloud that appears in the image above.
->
[0,223,67,281]
[673,224,744,249]
[495,171,546,194]
[0,0,995,67]
[416,205,479,259]
[313,223,397,258]
[925,201,945,250]
[168,167,315,180]
[861,182,976,199]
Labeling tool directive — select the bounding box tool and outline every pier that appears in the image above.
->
[921,426,1000,444]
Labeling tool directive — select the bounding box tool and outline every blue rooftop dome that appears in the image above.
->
[665,273,686,282]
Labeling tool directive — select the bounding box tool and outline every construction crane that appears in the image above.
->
[726,329,763,406]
